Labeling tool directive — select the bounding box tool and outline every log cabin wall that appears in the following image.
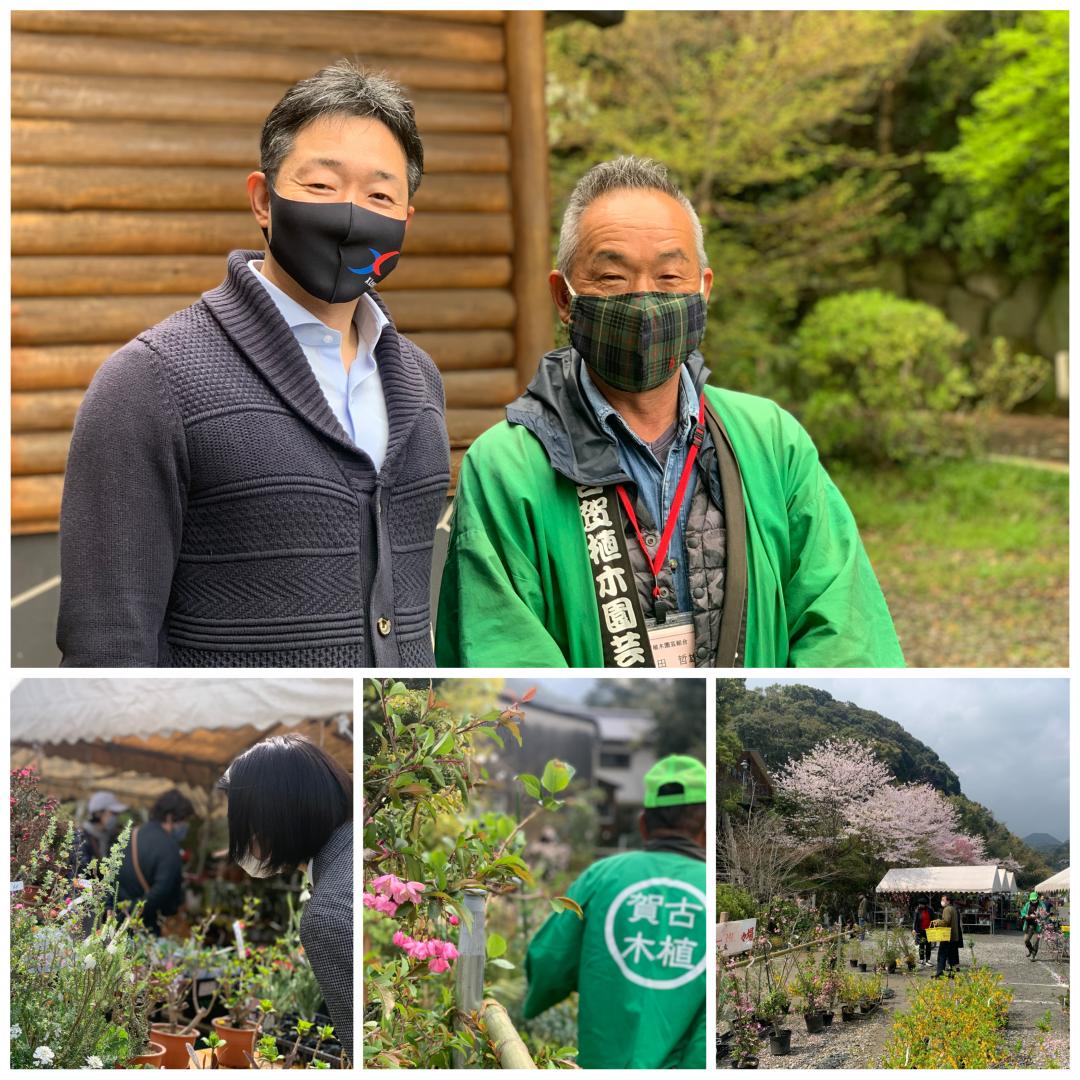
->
[11,9,552,534]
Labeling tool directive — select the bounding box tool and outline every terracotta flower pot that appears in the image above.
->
[129,1041,166,1068]
[149,1025,198,1069]
[212,1017,259,1068]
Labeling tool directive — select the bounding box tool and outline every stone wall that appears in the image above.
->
[879,249,1068,364]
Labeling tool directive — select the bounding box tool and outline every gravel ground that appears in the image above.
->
[719,932,1070,1070]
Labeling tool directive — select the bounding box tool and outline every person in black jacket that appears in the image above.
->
[219,734,353,1062]
[116,789,194,935]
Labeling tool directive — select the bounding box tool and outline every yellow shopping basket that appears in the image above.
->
[926,927,952,942]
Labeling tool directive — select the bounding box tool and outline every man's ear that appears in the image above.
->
[403,204,415,231]
[247,172,271,232]
[549,270,572,325]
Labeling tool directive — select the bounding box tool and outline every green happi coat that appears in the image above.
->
[523,849,707,1069]
[435,370,904,667]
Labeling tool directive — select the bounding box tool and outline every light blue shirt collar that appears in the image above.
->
[246,259,388,365]
[579,361,698,455]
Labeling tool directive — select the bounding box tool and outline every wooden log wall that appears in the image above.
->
[11,9,552,533]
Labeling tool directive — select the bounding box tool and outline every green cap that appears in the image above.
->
[1030,891,1039,901]
[643,754,707,808]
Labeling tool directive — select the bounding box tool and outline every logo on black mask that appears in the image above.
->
[265,186,407,304]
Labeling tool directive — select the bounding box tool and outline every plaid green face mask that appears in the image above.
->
[567,286,707,392]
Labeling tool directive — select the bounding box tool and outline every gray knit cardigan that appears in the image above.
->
[58,249,450,667]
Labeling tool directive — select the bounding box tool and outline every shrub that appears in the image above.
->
[881,964,1013,1068]
[716,884,757,922]
[792,289,973,462]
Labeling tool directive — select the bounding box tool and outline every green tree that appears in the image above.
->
[927,11,1068,274]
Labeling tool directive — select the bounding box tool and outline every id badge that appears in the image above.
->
[645,611,696,668]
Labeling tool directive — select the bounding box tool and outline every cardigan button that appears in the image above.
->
[377,617,392,636]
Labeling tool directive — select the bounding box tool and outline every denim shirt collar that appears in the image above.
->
[579,362,698,460]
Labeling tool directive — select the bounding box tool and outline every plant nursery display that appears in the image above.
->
[10,764,348,1070]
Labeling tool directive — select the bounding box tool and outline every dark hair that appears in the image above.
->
[260,60,424,196]
[643,781,707,834]
[150,789,195,823]
[218,734,352,872]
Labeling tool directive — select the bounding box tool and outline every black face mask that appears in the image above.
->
[264,186,406,304]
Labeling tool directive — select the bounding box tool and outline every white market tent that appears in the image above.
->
[1002,870,1017,894]
[876,865,1014,896]
[1034,867,1070,895]
[10,678,353,807]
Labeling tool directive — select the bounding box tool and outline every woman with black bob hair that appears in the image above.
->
[219,734,353,1060]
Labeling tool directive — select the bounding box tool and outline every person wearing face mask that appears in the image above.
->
[115,789,194,935]
[76,790,128,873]
[57,61,449,668]
[218,735,353,1061]
[437,155,903,668]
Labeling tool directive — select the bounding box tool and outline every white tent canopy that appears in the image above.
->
[1034,867,1070,894]
[1003,870,1018,894]
[876,865,1013,895]
[11,678,352,741]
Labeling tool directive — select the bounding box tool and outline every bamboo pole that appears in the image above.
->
[454,889,488,1069]
[504,11,553,392]
[480,1001,537,1070]
[724,927,855,971]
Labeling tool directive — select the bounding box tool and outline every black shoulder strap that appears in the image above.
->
[702,395,748,667]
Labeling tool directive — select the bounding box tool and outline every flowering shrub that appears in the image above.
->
[10,817,152,1068]
[362,681,578,1069]
[10,766,63,884]
[881,965,1013,1068]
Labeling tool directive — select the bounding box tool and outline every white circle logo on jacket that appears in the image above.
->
[604,876,708,989]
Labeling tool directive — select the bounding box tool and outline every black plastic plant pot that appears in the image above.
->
[822,1011,835,1027]
[804,1012,825,1035]
[860,1002,878,1016]
[716,1041,731,1062]
[768,1029,792,1056]
[859,963,868,971]
[887,961,897,974]
[849,958,859,967]
[734,1056,759,1070]
[841,1007,857,1022]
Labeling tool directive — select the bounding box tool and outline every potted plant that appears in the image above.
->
[839,974,861,1021]
[730,994,762,1069]
[792,965,825,1034]
[147,929,223,1068]
[211,948,274,1069]
[128,1035,167,1068]
[859,973,883,1015]
[901,935,917,972]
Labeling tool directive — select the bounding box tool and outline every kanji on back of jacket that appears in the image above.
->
[522,756,708,1068]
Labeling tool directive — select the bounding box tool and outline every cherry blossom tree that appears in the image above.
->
[775,738,988,866]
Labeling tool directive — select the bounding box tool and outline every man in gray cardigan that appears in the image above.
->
[58,62,449,667]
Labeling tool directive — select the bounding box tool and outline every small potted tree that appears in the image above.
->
[730,995,762,1070]
[211,951,274,1069]
[859,973,884,1016]
[148,932,222,1069]
[839,974,861,1022]
[793,965,826,1034]
[757,987,791,1056]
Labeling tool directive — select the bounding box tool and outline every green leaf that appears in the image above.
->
[486,933,507,959]
[434,732,455,756]
[488,957,515,969]
[387,681,409,699]
[541,759,574,794]
[516,773,542,799]
[541,797,561,811]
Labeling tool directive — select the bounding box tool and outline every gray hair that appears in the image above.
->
[260,60,424,196]
[555,155,709,278]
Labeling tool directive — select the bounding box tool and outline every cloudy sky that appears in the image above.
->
[745,677,1069,841]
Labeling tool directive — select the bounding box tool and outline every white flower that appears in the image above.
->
[82,954,97,970]
[300,889,312,903]
[126,971,135,984]
[83,1056,104,1070]
[11,1025,22,1039]
[33,1045,55,1065]
[105,942,118,956]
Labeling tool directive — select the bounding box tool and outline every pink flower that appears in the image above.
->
[361,891,399,916]
[392,931,407,947]
[427,958,450,974]
[441,943,459,960]
[370,874,427,905]
[447,914,460,926]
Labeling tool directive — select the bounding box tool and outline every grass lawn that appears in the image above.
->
[829,458,1068,668]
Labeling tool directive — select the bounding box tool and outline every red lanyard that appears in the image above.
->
[615,392,706,600]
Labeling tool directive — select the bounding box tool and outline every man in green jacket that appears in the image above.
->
[522,755,707,1068]
[436,155,902,668]
[1021,890,1042,959]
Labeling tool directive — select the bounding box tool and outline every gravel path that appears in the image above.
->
[720,932,1070,1069]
